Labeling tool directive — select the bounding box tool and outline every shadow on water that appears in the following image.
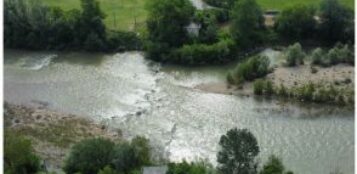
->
[53,52,107,66]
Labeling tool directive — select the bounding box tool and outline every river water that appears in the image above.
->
[4,50,354,174]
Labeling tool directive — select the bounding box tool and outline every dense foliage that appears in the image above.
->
[231,0,266,50]
[275,5,316,41]
[170,39,236,65]
[217,128,260,174]
[227,55,270,84]
[64,136,151,174]
[260,155,293,174]
[4,0,141,52]
[318,0,354,44]
[4,131,41,174]
[167,161,215,174]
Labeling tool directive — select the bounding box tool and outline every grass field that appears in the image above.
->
[41,0,149,31]
[41,0,354,31]
[257,0,354,10]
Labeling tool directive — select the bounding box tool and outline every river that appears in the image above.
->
[4,49,354,174]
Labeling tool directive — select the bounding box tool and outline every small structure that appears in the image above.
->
[142,166,168,174]
[185,22,202,37]
[263,10,280,27]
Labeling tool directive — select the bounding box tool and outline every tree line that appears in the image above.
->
[145,0,354,65]
[4,0,141,52]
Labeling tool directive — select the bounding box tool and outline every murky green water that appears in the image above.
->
[4,49,354,174]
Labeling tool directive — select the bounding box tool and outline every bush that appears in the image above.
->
[275,5,316,41]
[284,43,305,66]
[170,38,235,65]
[4,131,41,174]
[254,79,265,95]
[311,48,324,65]
[259,155,293,174]
[64,138,115,174]
[167,161,214,174]
[64,136,151,174]
[229,55,270,84]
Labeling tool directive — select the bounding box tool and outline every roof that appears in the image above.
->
[142,166,168,174]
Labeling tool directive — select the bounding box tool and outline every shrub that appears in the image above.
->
[167,161,214,174]
[277,84,288,97]
[259,155,293,174]
[229,55,270,84]
[284,43,305,66]
[170,38,235,65]
[64,138,115,174]
[64,136,151,174]
[275,5,316,41]
[265,80,274,95]
[311,48,324,65]
[254,79,265,95]
[4,131,41,174]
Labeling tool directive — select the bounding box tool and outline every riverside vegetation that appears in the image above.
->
[5,127,295,174]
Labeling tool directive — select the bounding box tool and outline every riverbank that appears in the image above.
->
[195,64,354,102]
[4,103,122,170]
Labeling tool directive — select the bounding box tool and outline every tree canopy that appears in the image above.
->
[217,128,260,174]
[319,0,354,44]
[231,0,265,50]
[275,5,316,41]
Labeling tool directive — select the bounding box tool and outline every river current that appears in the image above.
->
[4,50,354,174]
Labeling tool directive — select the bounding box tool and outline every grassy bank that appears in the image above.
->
[256,0,353,10]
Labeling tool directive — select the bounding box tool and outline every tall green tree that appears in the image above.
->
[275,5,316,41]
[319,0,354,44]
[230,0,265,50]
[217,128,260,174]
[146,0,195,48]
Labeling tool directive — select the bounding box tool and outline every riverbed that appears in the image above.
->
[4,49,354,174]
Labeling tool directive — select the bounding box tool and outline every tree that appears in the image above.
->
[146,0,195,48]
[77,0,106,43]
[217,128,260,174]
[319,0,354,44]
[231,0,265,50]
[4,131,41,174]
[203,0,236,9]
[259,155,293,174]
[64,138,115,174]
[131,136,151,166]
[275,5,316,41]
